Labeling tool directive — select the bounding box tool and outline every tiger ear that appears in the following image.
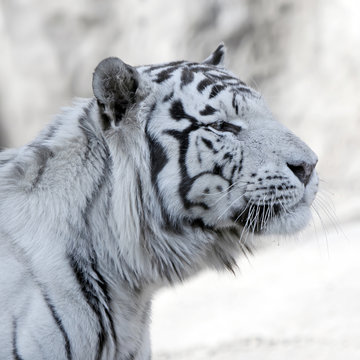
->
[92,57,139,129]
[202,43,226,66]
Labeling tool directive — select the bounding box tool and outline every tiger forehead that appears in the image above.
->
[139,63,259,125]
[140,61,251,94]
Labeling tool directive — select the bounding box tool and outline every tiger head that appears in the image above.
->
[93,45,318,238]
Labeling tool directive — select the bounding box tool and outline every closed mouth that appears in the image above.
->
[231,203,282,233]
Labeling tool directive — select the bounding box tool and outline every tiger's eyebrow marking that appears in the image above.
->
[197,78,213,92]
[209,84,226,99]
[199,105,217,116]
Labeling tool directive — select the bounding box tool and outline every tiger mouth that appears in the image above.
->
[231,203,282,233]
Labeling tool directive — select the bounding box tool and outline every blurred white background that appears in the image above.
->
[1,0,360,359]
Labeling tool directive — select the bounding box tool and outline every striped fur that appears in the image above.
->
[0,45,318,359]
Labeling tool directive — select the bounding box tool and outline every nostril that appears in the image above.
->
[287,162,316,186]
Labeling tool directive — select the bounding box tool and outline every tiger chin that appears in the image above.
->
[0,44,318,359]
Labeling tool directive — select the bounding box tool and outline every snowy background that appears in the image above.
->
[1,0,360,359]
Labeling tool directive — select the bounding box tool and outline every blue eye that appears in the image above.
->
[209,121,242,134]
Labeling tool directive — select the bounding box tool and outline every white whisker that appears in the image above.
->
[311,202,330,256]
[202,178,248,197]
[216,192,247,222]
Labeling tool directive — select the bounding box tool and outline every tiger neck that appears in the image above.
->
[69,102,239,293]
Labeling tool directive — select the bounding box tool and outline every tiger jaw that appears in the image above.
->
[235,166,319,234]
[242,172,318,234]
[231,174,318,235]
[185,159,319,233]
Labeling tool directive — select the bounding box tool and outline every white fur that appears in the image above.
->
[0,47,318,359]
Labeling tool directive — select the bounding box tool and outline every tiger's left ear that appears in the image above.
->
[202,43,226,66]
[92,57,139,129]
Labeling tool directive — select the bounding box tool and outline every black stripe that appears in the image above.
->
[97,101,111,131]
[195,137,202,164]
[222,152,231,161]
[197,78,213,93]
[146,134,182,233]
[201,137,214,150]
[209,84,227,99]
[232,92,239,115]
[68,254,109,360]
[145,104,184,234]
[136,171,144,211]
[169,100,186,121]
[148,135,168,189]
[190,218,214,229]
[188,65,221,73]
[155,66,180,83]
[145,103,167,194]
[91,264,117,350]
[164,102,230,211]
[199,105,217,116]
[42,292,72,360]
[169,100,198,123]
[12,318,24,360]
[213,164,223,176]
[163,91,174,102]
[180,67,194,88]
[165,127,215,211]
[144,60,185,73]
[236,86,252,94]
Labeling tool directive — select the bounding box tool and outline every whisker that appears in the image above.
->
[211,182,247,207]
[315,191,341,232]
[233,192,257,225]
[216,192,247,222]
[263,194,274,228]
[249,199,261,236]
[311,203,330,256]
[239,204,255,244]
[202,178,248,197]
[260,195,267,230]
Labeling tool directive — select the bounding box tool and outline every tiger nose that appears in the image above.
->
[287,161,317,186]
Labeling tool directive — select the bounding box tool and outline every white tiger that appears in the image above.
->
[0,45,318,359]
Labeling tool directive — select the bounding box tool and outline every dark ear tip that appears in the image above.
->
[92,57,139,103]
[203,42,226,66]
[92,57,124,94]
[93,57,129,78]
[216,42,225,51]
